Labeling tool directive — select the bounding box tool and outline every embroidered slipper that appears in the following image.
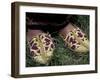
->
[59,23,89,53]
[27,30,55,64]
[72,25,89,49]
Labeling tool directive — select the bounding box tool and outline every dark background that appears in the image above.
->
[26,12,81,33]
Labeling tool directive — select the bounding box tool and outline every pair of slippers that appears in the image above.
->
[27,23,89,64]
